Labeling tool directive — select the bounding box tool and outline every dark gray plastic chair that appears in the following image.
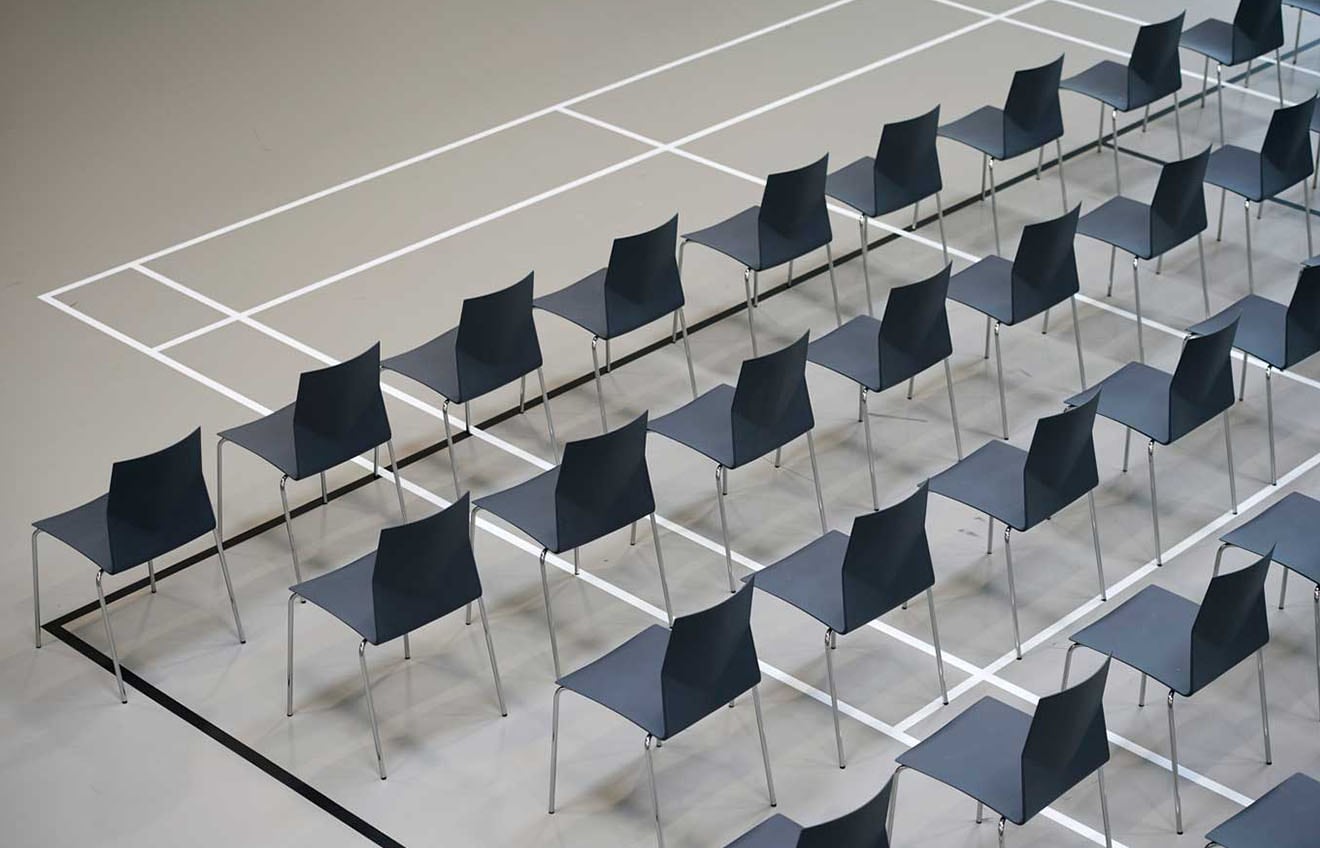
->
[807,265,962,510]
[724,773,894,848]
[1062,14,1186,193]
[31,429,244,704]
[549,583,775,848]
[1287,0,1320,61]
[286,494,505,780]
[1205,771,1320,847]
[890,659,1113,848]
[929,396,1106,659]
[649,334,827,593]
[536,216,697,431]
[1067,553,1273,835]
[1215,491,1320,718]
[217,343,407,585]
[938,56,1068,256]
[382,272,558,497]
[746,484,948,768]
[1076,148,1211,363]
[946,206,1086,438]
[1067,320,1239,565]
[1183,0,1286,144]
[827,106,948,315]
[680,155,840,356]
[1188,258,1320,483]
[473,412,670,678]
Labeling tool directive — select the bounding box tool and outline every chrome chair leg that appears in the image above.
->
[861,388,879,511]
[286,593,296,715]
[1148,441,1163,565]
[787,259,793,285]
[824,629,845,768]
[825,243,842,328]
[987,516,995,555]
[886,766,905,838]
[538,548,562,679]
[997,816,1007,847]
[1201,56,1210,108]
[1173,93,1184,158]
[1111,109,1122,195]
[1244,200,1255,294]
[993,321,1008,439]
[1224,410,1238,513]
[676,308,698,400]
[1196,234,1210,315]
[981,154,988,199]
[927,588,950,704]
[96,570,127,703]
[984,315,992,359]
[751,685,776,805]
[1132,257,1146,363]
[1096,102,1105,153]
[1143,104,1150,131]
[145,559,157,593]
[934,192,949,265]
[385,439,407,521]
[989,158,1002,256]
[672,242,687,341]
[320,473,328,504]
[944,358,963,459]
[1097,767,1114,848]
[743,269,758,356]
[1107,246,1116,296]
[1088,491,1106,601]
[1304,174,1315,257]
[1313,584,1319,719]
[216,436,227,545]
[1056,138,1068,210]
[1275,48,1286,105]
[1216,64,1226,146]
[441,399,461,498]
[358,640,386,780]
[1139,673,1147,707]
[806,430,828,533]
[858,216,875,317]
[644,735,665,848]
[1036,146,1044,179]
[31,529,41,648]
[1240,353,1250,400]
[977,801,984,823]
[1299,8,1306,65]
[214,529,245,643]
[278,475,304,584]
[1062,641,1079,686]
[1003,525,1022,660]
[1266,365,1276,484]
[1168,689,1184,834]
[476,597,507,716]
[1123,427,1131,472]
[1071,295,1087,389]
[715,466,736,593]
[649,513,674,625]
[536,366,560,461]
[548,685,565,813]
[1257,649,1273,763]
[590,336,609,433]
[519,374,527,412]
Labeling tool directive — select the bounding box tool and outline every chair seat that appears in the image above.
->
[648,384,739,467]
[1061,60,1135,111]
[534,269,611,338]
[292,553,383,643]
[1220,492,1320,584]
[1070,585,1197,695]
[384,326,525,404]
[558,624,669,738]
[1205,145,1267,201]
[1067,362,1174,443]
[1181,19,1237,65]
[1188,294,1289,368]
[939,106,1014,160]
[684,207,827,272]
[34,494,117,573]
[474,466,563,553]
[947,255,1018,326]
[746,531,850,633]
[807,315,885,390]
[896,696,1033,824]
[218,403,304,479]
[723,814,804,848]
[929,440,1029,530]
[827,156,933,220]
[1206,772,1320,848]
[1077,196,1155,259]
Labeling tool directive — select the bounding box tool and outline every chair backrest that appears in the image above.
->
[371,493,481,643]
[292,343,392,477]
[454,272,543,397]
[1232,0,1284,62]
[1128,13,1184,104]
[1169,319,1238,441]
[1190,551,1271,692]
[1002,56,1065,155]
[1020,658,1111,821]
[1285,260,1320,366]
[796,775,894,848]
[1260,96,1317,197]
[877,264,954,389]
[840,483,936,632]
[602,215,685,334]
[1009,206,1081,323]
[874,105,943,207]
[731,333,815,466]
[1023,394,1100,526]
[661,582,760,737]
[758,155,832,267]
[1150,147,1210,255]
[554,412,655,551]
[106,429,216,571]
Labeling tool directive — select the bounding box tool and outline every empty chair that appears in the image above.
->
[1205,772,1320,847]
[724,773,894,848]
[472,413,670,678]
[649,334,827,593]
[1061,13,1186,193]
[747,484,948,768]
[1288,1,1320,61]
[1067,320,1239,565]
[285,494,506,780]
[929,396,1106,659]
[1215,491,1320,718]
[1183,0,1286,144]
[1076,148,1211,363]
[381,272,558,497]
[938,55,1067,256]
[535,216,697,432]
[890,659,1113,848]
[1066,553,1273,834]
[946,205,1086,439]
[826,106,948,315]
[807,265,962,511]
[1188,258,1320,483]
[549,584,776,848]
[217,344,408,585]
[680,155,840,356]
[31,429,244,703]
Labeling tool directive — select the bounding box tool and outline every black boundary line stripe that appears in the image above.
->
[40,34,1320,846]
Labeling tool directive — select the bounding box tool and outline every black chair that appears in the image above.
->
[807,265,962,510]
[938,55,1067,256]
[1206,771,1320,848]
[890,659,1113,848]
[473,412,670,678]
[724,773,894,848]
[1066,553,1273,835]
[549,583,775,848]
[1215,491,1320,718]
[536,216,697,431]
[381,272,558,497]
[649,334,827,593]
[930,396,1106,659]
[946,206,1086,439]
[31,429,244,703]
[826,106,948,316]
[1188,258,1320,483]
[286,494,505,780]
[217,344,407,585]
[1062,13,1186,193]
[1076,148,1211,363]
[1205,96,1316,293]
[680,155,840,356]
[1183,0,1286,145]
[746,484,948,768]
[1067,320,1239,565]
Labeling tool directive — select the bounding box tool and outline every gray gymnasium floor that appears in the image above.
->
[5,0,1320,845]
